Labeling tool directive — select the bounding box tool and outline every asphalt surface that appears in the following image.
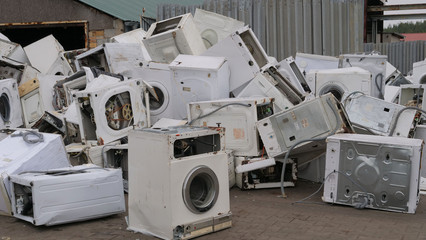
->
[1,180,426,239]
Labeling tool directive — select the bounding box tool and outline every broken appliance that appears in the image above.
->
[0,57,39,86]
[294,52,339,75]
[343,94,416,137]
[20,74,63,128]
[187,97,274,156]
[235,156,296,190]
[227,151,236,188]
[202,26,269,93]
[414,125,426,178]
[102,143,129,191]
[0,132,70,215]
[23,35,73,76]
[65,141,113,167]
[74,75,147,144]
[169,54,230,120]
[9,164,125,226]
[0,78,22,129]
[75,43,146,74]
[305,67,372,101]
[142,13,206,64]
[124,62,179,124]
[410,59,426,84]
[256,93,353,158]
[31,111,66,139]
[110,28,151,61]
[0,39,30,64]
[398,84,426,110]
[277,56,311,94]
[128,126,231,240]
[237,67,305,112]
[323,134,423,214]
[339,53,387,99]
[193,8,245,48]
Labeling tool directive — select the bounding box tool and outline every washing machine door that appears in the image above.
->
[0,92,10,123]
[182,165,219,214]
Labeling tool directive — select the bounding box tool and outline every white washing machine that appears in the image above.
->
[0,78,22,129]
[305,67,372,101]
[143,13,206,64]
[193,8,244,48]
[187,97,274,156]
[410,59,426,84]
[128,127,232,240]
[169,54,230,120]
[339,53,387,99]
[124,62,178,124]
[74,75,147,144]
[324,134,422,213]
[237,68,304,112]
[202,26,269,93]
[343,94,416,137]
[277,56,311,94]
[295,52,340,75]
[256,93,353,158]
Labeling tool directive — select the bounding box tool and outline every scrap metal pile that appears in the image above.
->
[0,8,426,239]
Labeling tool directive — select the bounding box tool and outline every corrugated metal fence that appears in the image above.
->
[364,41,426,75]
[157,0,365,61]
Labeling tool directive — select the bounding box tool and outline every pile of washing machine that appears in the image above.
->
[1,8,426,239]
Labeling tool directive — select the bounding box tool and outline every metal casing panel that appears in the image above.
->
[277,56,310,94]
[10,165,125,226]
[344,94,415,137]
[411,59,426,84]
[295,52,340,75]
[187,97,273,156]
[257,93,350,157]
[128,127,229,239]
[193,8,244,48]
[413,125,426,178]
[169,55,230,120]
[339,54,387,99]
[0,133,70,215]
[0,39,30,64]
[74,76,147,144]
[324,134,422,213]
[306,67,372,100]
[75,43,147,74]
[23,35,64,75]
[202,26,268,92]
[143,13,206,64]
[0,78,22,129]
[236,72,295,113]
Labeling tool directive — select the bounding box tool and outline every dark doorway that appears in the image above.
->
[0,23,86,50]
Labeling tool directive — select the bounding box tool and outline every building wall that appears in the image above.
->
[0,0,124,48]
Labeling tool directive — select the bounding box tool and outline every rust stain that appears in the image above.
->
[233,128,245,140]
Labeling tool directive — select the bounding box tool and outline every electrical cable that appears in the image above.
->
[389,106,426,136]
[280,98,341,198]
[11,130,44,144]
[375,73,384,99]
[292,170,369,209]
[341,91,365,107]
[187,103,252,125]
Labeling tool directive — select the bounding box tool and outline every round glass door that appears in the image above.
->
[182,165,219,214]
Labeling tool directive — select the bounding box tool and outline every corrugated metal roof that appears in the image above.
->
[77,0,203,21]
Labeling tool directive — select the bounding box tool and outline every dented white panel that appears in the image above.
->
[9,164,125,226]
[0,132,70,215]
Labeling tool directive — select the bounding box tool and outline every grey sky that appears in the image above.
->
[384,0,426,28]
